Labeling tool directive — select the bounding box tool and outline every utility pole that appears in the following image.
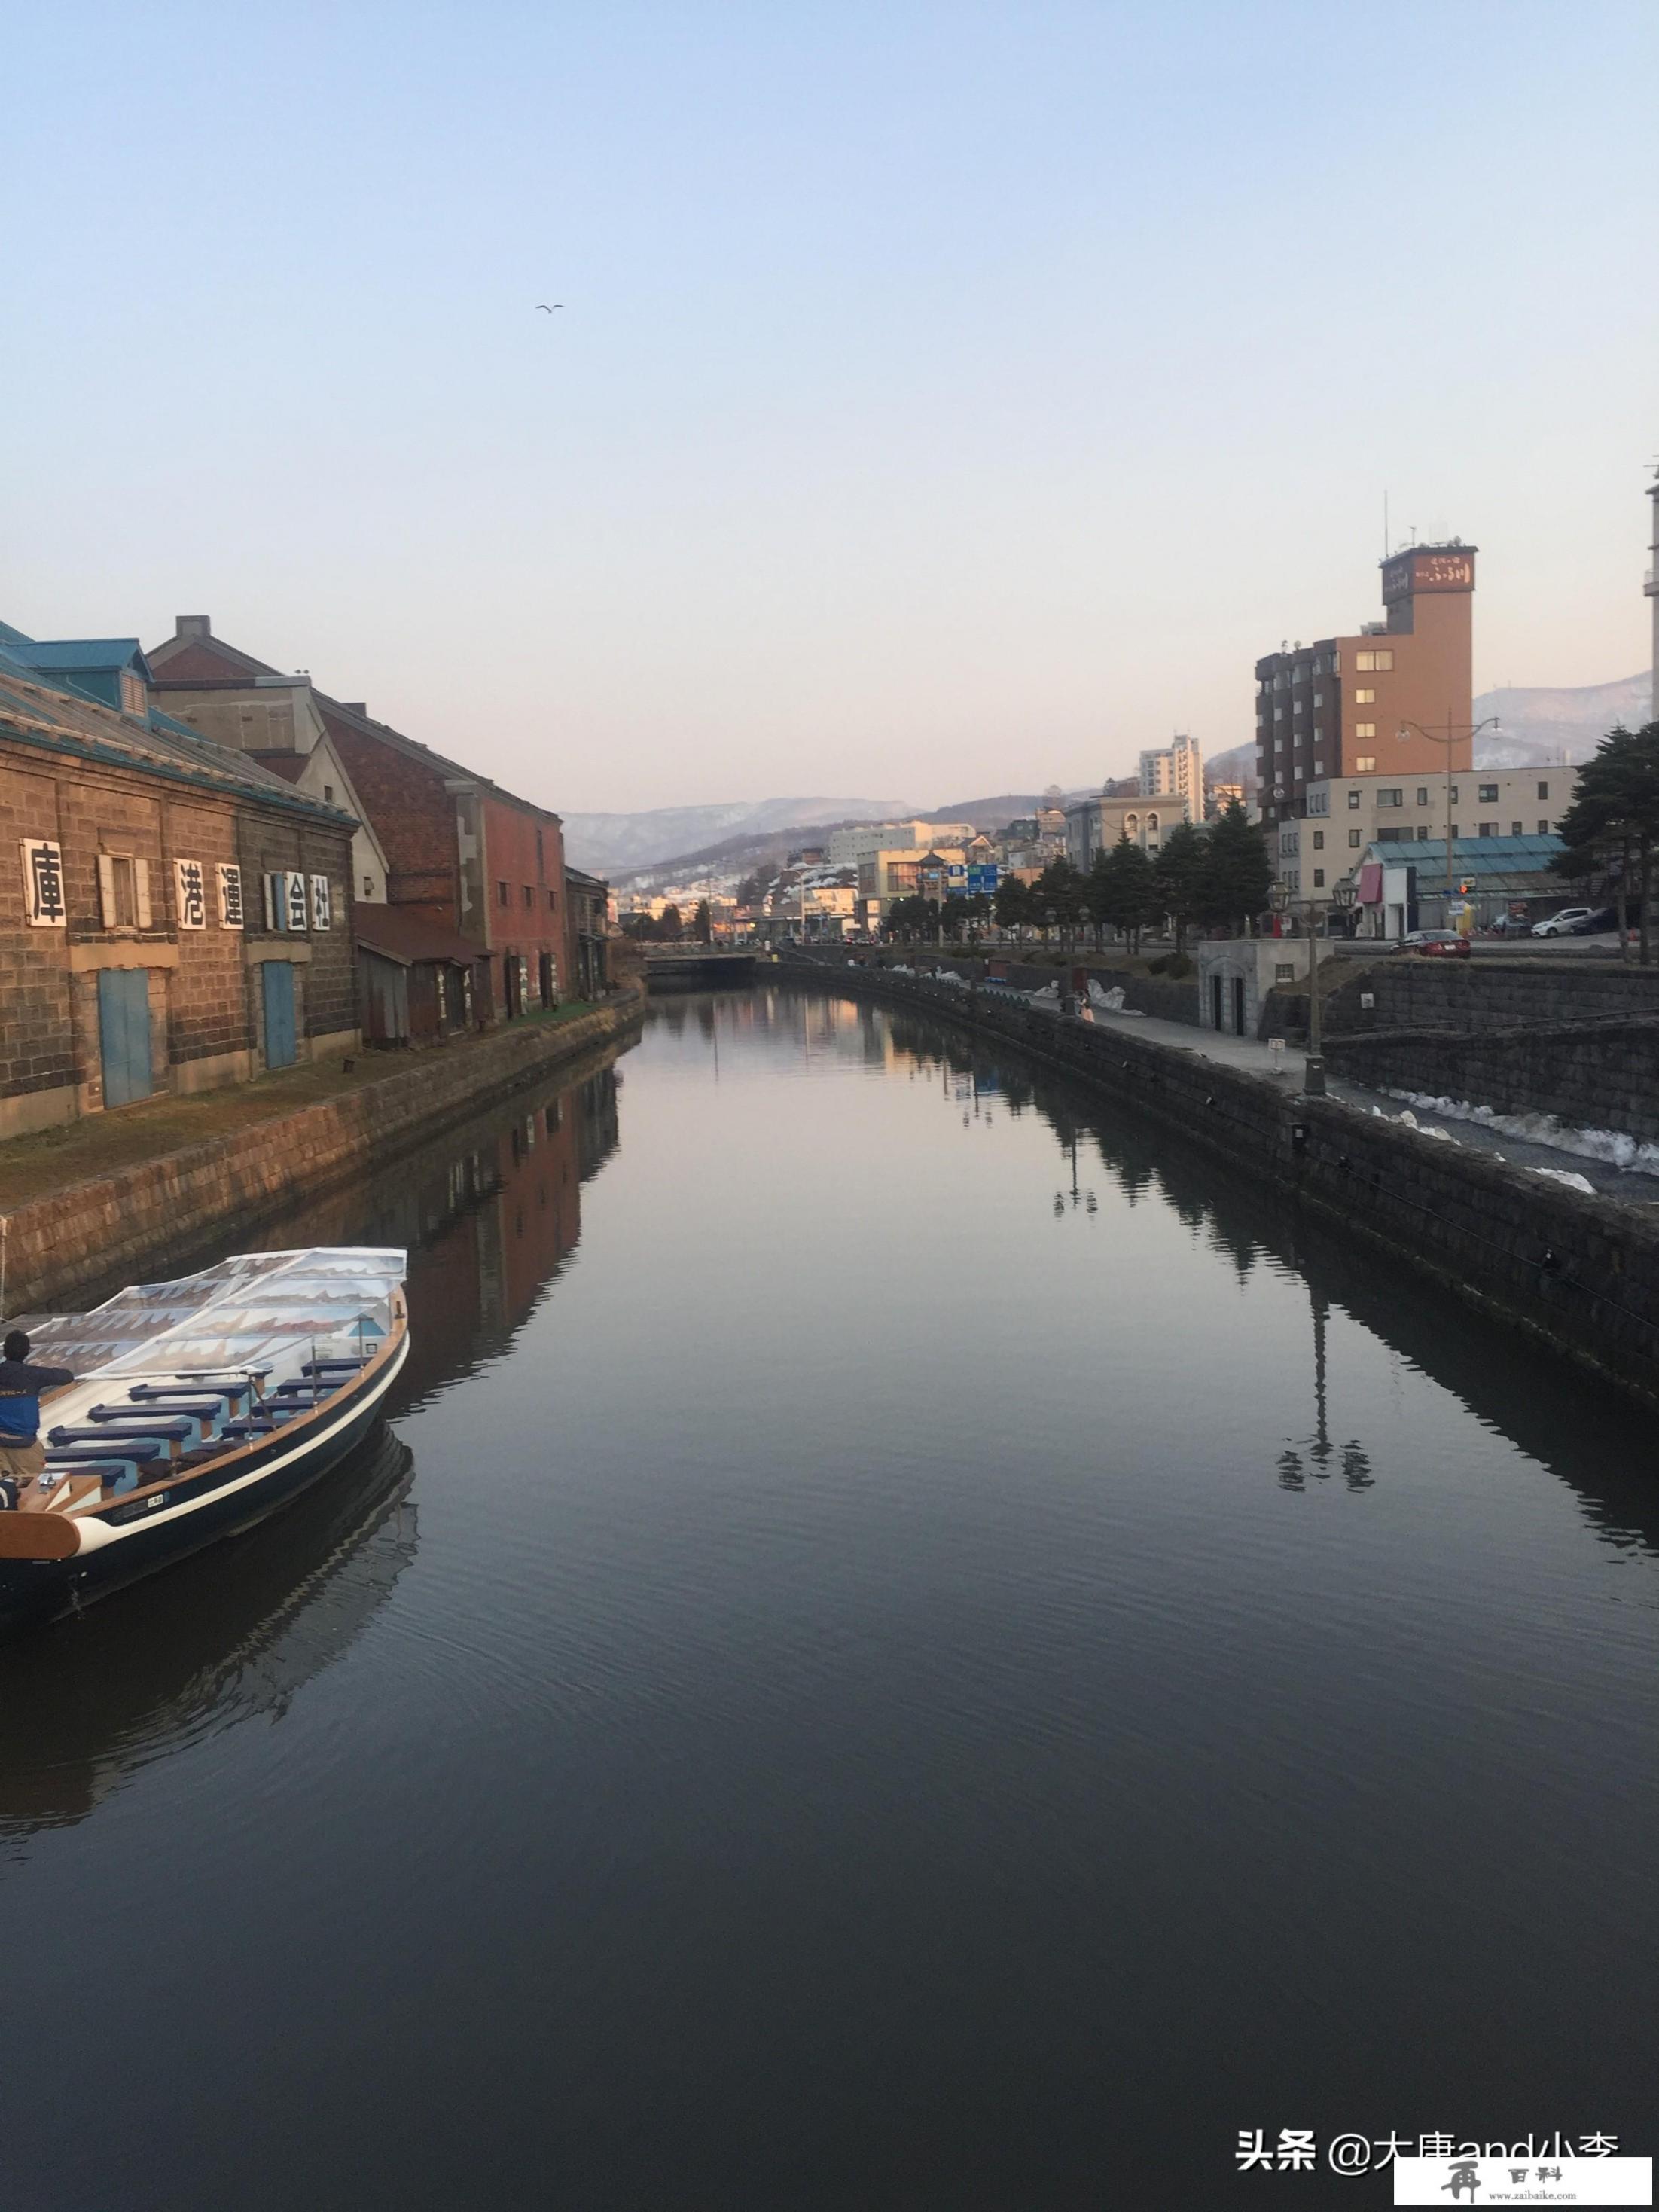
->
[1396,713,1500,917]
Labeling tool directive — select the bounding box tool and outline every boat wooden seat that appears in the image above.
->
[128,1381,257,1416]
[301,1358,369,1378]
[92,1396,227,1423]
[47,1439,166,1467]
[49,1418,196,1450]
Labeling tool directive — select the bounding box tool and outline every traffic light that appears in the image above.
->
[1457,878,1474,895]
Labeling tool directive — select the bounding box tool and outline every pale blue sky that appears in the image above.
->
[7,2,1655,810]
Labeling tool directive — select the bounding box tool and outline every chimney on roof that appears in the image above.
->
[178,615,212,641]
[340,702,367,716]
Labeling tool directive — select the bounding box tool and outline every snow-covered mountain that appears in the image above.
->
[1472,672,1651,766]
[561,796,913,876]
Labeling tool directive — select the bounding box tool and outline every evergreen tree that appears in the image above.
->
[1093,834,1159,950]
[1553,722,1659,964]
[1153,819,1209,952]
[993,874,1032,935]
[1199,801,1273,935]
[659,902,683,942]
[693,899,712,944]
[1034,856,1088,944]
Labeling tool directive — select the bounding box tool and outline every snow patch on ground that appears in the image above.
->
[1380,1090,1659,1179]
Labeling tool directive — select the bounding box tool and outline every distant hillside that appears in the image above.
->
[1474,673,1650,766]
[615,787,1100,890]
[1205,673,1651,793]
[562,795,913,876]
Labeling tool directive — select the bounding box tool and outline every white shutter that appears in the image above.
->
[133,859,152,929]
[98,853,117,927]
[264,872,281,932]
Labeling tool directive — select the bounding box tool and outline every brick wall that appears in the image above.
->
[163,801,253,1067]
[236,813,358,1044]
[0,761,75,1103]
[481,794,567,1003]
[323,713,459,923]
[1,732,359,1127]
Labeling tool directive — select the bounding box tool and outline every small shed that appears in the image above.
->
[355,906,480,1045]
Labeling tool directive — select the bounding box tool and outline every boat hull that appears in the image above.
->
[0,1334,409,1634]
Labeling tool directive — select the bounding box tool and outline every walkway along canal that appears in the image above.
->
[1,988,1654,2210]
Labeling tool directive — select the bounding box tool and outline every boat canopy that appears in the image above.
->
[25,1249,407,1381]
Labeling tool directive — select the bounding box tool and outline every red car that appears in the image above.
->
[1394,930,1471,959]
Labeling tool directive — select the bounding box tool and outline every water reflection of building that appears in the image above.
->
[0,1428,416,1841]
[402,1062,622,1390]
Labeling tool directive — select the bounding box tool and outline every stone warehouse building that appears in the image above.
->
[146,618,586,1032]
[0,633,357,1137]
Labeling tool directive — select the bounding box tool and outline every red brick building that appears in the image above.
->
[0,632,357,1139]
[148,618,583,1031]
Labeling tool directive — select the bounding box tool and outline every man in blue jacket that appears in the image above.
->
[0,1329,75,1503]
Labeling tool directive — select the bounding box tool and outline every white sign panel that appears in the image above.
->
[21,838,66,927]
[175,857,208,929]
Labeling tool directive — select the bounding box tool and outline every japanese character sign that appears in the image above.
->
[285,871,309,934]
[22,839,66,927]
[175,857,208,929]
[218,862,244,929]
[309,873,331,930]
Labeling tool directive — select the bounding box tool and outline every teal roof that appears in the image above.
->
[5,636,150,677]
[0,643,355,828]
[1372,835,1563,876]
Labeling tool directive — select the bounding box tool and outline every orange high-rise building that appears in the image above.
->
[1255,543,1476,829]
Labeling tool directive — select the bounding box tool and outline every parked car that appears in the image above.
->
[1532,906,1596,937]
[1571,907,1618,935]
[1393,930,1472,959]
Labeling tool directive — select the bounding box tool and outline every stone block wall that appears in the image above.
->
[164,799,255,1070]
[0,991,644,1316]
[785,960,1659,1405]
[234,814,357,1045]
[1327,1018,1659,1142]
[1328,958,1659,1035]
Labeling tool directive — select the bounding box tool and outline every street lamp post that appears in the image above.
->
[1270,877,1358,1096]
[1396,713,1500,914]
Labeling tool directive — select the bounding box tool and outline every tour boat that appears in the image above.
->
[0,1247,409,1634]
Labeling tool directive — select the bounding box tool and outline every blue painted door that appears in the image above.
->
[98,967,153,1108]
[262,960,297,1069]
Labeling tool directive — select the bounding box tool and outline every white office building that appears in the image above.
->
[1137,735,1203,813]
[1276,766,1578,896]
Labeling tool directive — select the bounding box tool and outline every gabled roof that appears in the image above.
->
[353,904,478,967]
[145,618,562,826]
[0,645,357,827]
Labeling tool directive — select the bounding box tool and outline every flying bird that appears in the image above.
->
[536,303,563,312]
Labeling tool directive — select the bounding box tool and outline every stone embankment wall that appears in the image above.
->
[850,952,1200,1024]
[1328,957,1659,1035]
[2,993,643,1315]
[1328,1018,1659,1143]
[780,960,1659,1405]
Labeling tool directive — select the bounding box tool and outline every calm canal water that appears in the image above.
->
[3,989,1656,2210]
